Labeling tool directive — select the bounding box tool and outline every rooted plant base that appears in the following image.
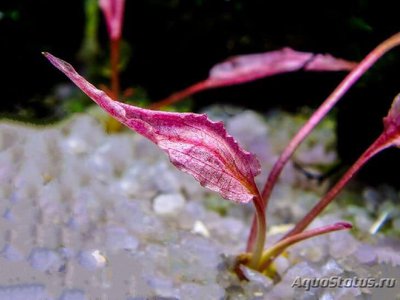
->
[0,107,399,299]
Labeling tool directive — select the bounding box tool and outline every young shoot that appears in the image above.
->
[99,0,126,99]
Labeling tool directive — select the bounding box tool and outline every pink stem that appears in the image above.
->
[246,32,400,251]
[246,214,258,252]
[257,132,393,268]
[261,32,400,206]
[149,81,210,110]
[282,133,391,238]
[248,193,267,269]
[110,38,120,99]
[258,221,352,271]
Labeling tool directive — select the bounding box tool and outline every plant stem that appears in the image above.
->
[246,213,258,253]
[261,32,400,207]
[248,193,267,269]
[149,81,208,110]
[256,133,392,269]
[283,133,391,237]
[258,222,352,271]
[246,32,400,251]
[110,38,120,99]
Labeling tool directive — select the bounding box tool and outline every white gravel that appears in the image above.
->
[0,108,399,299]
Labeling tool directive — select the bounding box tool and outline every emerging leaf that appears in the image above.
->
[99,0,125,40]
[43,52,261,203]
[150,48,357,109]
[384,94,400,129]
[383,93,400,147]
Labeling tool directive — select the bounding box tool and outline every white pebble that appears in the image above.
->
[77,250,107,270]
[239,265,273,287]
[274,256,290,275]
[59,289,87,300]
[106,227,139,251]
[329,231,358,259]
[191,221,210,238]
[1,244,23,261]
[153,193,185,215]
[0,284,52,300]
[321,258,343,277]
[179,283,225,300]
[145,276,177,298]
[29,248,62,273]
[354,244,376,264]
[64,138,88,155]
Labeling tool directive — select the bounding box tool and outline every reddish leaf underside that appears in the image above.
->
[43,52,261,203]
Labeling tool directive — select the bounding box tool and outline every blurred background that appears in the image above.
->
[1,0,400,186]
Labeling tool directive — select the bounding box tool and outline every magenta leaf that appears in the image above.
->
[43,52,261,203]
[208,48,356,85]
[150,47,357,109]
[304,53,358,71]
[208,48,312,84]
[99,0,125,40]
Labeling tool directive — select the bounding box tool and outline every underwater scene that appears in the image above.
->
[1,1,400,299]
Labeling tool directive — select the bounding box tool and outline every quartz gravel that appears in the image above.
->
[0,108,399,299]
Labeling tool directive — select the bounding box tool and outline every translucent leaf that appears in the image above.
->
[43,52,261,203]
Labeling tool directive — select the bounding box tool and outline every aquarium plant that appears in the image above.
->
[43,32,400,277]
[99,0,125,99]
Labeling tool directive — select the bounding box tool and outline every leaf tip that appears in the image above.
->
[335,221,352,230]
[42,52,55,62]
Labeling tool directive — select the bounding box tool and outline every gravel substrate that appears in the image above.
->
[0,107,399,299]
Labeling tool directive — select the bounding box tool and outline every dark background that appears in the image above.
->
[1,0,400,186]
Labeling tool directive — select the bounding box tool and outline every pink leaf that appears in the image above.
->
[304,53,358,71]
[99,0,125,40]
[208,48,312,84]
[209,48,356,85]
[150,47,357,109]
[43,52,261,203]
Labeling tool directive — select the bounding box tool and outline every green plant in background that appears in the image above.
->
[78,0,101,76]
[77,0,144,131]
